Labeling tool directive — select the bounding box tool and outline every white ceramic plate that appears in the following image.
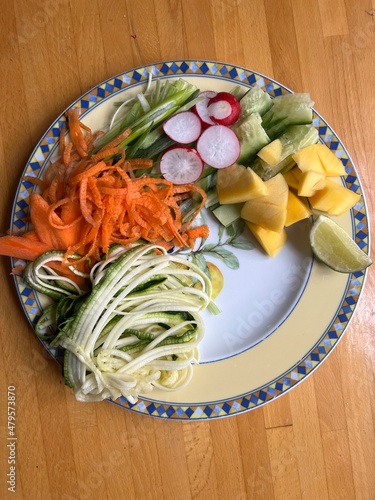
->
[11,60,371,419]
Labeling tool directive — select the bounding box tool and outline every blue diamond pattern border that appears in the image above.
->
[11,60,371,420]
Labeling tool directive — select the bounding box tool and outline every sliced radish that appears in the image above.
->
[160,146,204,184]
[193,91,218,128]
[207,92,241,126]
[162,111,202,144]
[197,125,240,169]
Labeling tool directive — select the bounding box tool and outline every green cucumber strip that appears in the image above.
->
[232,112,271,165]
[205,189,220,209]
[262,93,314,139]
[212,203,243,227]
[240,86,273,118]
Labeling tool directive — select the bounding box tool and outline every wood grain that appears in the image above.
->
[0,1,374,499]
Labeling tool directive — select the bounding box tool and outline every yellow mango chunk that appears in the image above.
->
[309,179,361,216]
[258,173,289,207]
[241,202,287,232]
[315,144,346,176]
[285,190,312,227]
[283,167,302,190]
[257,139,283,166]
[298,170,326,197]
[217,163,268,204]
[292,143,346,177]
[292,145,325,174]
[245,168,270,200]
[245,221,287,257]
[241,174,289,232]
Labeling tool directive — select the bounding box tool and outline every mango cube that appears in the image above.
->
[259,173,289,207]
[285,190,312,226]
[309,179,361,216]
[298,170,326,197]
[292,143,346,177]
[283,167,302,190]
[257,139,283,166]
[217,163,268,204]
[315,144,346,176]
[241,202,287,232]
[245,221,287,257]
[292,145,325,174]
[241,174,288,232]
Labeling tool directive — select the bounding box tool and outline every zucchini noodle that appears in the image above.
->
[59,244,214,403]
[23,250,86,300]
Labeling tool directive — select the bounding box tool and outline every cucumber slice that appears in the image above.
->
[212,203,243,227]
[232,112,271,165]
[273,124,319,159]
[240,86,273,118]
[205,188,220,210]
[250,124,319,180]
[262,93,315,139]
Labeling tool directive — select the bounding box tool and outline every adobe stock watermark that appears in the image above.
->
[6,0,67,56]
[60,440,129,500]
[223,256,312,348]
[13,343,52,382]
[341,10,375,57]
[2,341,54,493]
[7,340,147,499]
[5,386,17,493]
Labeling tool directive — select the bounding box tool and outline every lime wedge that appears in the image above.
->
[310,215,372,273]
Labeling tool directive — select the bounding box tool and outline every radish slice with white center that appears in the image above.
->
[160,146,204,184]
[197,125,240,169]
[193,91,217,128]
[162,111,202,144]
[207,92,241,126]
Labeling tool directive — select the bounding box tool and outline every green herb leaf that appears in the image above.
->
[191,253,210,276]
[229,239,255,251]
[202,247,239,270]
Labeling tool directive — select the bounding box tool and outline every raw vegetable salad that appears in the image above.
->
[0,74,369,403]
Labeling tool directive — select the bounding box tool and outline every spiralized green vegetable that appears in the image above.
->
[23,250,86,300]
[60,244,213,403]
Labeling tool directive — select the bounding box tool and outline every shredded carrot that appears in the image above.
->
[66,108,88,158]
[0,234,52,261]
[90,146,124,163]
[59,124,67,157]
[68,161,109,187]
[22,230,41,241]
[22,176,48,190]
[91,128,131,155]
[63,142,73,167]
[11,265,24,275]
[124,159,153,171]
[0,110,209,267]
[186,225,210,249]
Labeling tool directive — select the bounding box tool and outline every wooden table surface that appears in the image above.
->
[1,1,374,499]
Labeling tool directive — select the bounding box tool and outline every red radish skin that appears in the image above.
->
[197,125,240,169]
[160,146,204,184]
[163,111,202,144]
[207,92,241,126]
[193,91,217,128]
